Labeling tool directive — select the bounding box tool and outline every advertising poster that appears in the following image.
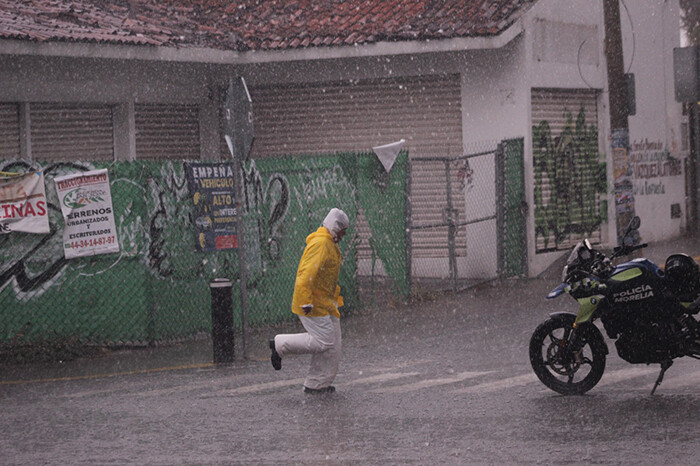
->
[611,128,636,244]
[54,169,120,259]
[185,162,238,252]
[0,170,50,234]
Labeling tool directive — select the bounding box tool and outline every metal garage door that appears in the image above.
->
[135,104,200,160]
[248,74,461,159]
[0,103,20,160]
[531,88,604,253]
[248,75,463,267]
[30,103,114,162]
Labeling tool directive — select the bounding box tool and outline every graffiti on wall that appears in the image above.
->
[291,163,356,212]
[0,160,93,299]
[0,155,357,302]
[629,139,682,196]
[0,160,206,300]
[240,159,290,276]
[145,162,198,278]
[533,107,607,252]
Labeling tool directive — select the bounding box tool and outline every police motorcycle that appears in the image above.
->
[529,216,700,395]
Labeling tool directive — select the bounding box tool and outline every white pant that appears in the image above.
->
[274,315,341,390]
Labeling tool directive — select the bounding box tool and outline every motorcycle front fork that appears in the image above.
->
[562,326,587,364]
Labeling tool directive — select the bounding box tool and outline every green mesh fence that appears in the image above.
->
[356,150,410,301]
[0,151,409,350]
[500,138,527,278]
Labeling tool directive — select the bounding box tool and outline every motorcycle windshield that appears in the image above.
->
[566,240,592,265]
[547,282,568,299]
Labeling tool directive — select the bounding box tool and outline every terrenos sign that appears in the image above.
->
[674,46,700,102]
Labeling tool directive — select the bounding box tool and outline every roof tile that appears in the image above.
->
[0,0,534,52]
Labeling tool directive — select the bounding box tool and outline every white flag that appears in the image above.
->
[372,139,405,173]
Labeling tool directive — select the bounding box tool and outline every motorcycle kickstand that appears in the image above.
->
[650,360,673,395]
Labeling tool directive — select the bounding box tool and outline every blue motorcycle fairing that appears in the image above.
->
[546,258,662,300]
[547,282,567,299]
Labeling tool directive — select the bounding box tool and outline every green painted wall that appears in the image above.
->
[0,151,408,345]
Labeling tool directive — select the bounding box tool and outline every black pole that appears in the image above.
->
[692,102,700,233]
[604,0,636,244]
[210,278,234,363]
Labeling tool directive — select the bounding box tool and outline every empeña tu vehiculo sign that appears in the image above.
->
[185,162,238,252]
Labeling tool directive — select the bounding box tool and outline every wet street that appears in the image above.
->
[1,271,699,465]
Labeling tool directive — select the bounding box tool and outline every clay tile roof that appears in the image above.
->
[0,0,535,52]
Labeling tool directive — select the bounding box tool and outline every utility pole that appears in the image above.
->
[673,46,700,234]
[603,0,636,245]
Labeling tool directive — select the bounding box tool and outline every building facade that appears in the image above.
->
[0,0,687,278]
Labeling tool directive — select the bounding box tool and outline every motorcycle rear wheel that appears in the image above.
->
[529,315,606,395]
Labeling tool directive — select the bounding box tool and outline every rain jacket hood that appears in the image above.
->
[291,225,344,318]
[322,208,349,242]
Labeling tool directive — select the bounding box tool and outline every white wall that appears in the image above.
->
[459,39,529,277]
[623,0,686,242]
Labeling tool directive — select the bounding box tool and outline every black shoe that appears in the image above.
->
[303,386,336,394]
[269,339,281,370]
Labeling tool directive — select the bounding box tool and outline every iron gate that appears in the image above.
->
[407,138,526,292]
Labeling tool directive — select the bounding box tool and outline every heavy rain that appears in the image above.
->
[1,0,699,464]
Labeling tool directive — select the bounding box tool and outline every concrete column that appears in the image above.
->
[113,102,136,161]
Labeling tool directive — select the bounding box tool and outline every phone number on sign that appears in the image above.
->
[66,236,116,249]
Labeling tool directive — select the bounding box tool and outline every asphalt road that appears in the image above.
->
[1,238,699,465]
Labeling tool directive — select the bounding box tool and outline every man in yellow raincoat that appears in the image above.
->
[270,208,349,394]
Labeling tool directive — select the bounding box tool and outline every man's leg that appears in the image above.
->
[274,315,333,357]
[303,315,341,390]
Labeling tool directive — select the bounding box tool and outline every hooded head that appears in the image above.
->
[322,208,350,242]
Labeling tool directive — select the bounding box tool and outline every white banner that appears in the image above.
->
[0,170,50,234]
[372,139,405,173]
[54,169,120,259]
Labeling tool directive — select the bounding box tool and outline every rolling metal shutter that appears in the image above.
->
[531,88,602,252]
[30,103,114,162]
[0,103,20,160]
[248,74,462,159]
[135,104,200,160]
[409,156,471,258]
[248,75,463,262]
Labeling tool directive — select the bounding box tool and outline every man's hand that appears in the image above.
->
[301,304,313,315]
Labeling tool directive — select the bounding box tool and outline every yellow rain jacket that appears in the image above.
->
[291,226,344,318]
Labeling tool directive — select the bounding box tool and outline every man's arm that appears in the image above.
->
[334,285,343,308]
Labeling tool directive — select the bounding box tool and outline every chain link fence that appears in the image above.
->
[0,151,409,357]
[408,138,526,294]
[0,138,524,359]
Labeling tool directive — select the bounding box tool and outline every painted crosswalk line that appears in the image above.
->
[371,371,492,394]
[452,373,538,394]
[342,372,421,385]
[224,378,306,394]
[215,365,698,397]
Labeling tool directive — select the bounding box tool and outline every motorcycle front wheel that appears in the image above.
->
[529,314,606,395]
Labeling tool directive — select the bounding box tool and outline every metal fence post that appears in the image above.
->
[495,143,505,278]
[405,156,413,303]
[445,158,458,291]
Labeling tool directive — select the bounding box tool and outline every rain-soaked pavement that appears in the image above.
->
[1,237,699,464]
